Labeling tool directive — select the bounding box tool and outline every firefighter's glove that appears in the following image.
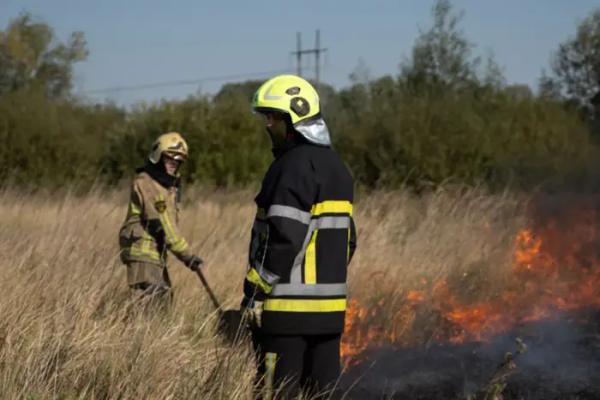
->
[186,255,204,271]
[243,298,264,329]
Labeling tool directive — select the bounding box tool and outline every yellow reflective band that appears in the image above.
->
[159,213,175,240]
[159,211,181,246]
[304,230,318,284]
[171,238,189,253]
[129,244,161,261]
[311,201,353,216]
[246,268,273,294]
[264,298,347,312]
[129,202,142,216]
[129,249,160,261]
[130,235,162,262]
[142,231,153,240]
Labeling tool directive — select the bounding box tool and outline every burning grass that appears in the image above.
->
[0,187,598,399]
[342,192,600,399]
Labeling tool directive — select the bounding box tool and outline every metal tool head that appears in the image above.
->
[218,309,248,343]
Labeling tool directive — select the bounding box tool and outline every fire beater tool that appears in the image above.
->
[194,268,245,342]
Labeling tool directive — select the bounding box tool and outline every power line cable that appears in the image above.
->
[82,68,291,95]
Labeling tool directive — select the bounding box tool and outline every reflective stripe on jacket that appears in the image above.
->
[119,171,194,267]
[244,141,357,335]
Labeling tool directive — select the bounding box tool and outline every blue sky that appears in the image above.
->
[1,0,598,106]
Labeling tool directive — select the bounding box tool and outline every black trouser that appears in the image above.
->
[253,332,341,399]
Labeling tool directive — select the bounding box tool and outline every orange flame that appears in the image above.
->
[342,207,600,366]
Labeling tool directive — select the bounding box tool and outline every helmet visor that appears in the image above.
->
[164,151,186,162]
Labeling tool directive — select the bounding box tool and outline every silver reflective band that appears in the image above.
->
[264,83,282,100]
[290,216,352,283]
[290,222,314,283]
[258,266,280,285]
[271,283,347,297]
[313,216,351,229]
[268,205,311,225]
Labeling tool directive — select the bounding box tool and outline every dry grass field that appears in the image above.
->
[0,187,530,399]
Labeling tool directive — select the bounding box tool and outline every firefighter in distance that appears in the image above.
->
[119,132,203,301]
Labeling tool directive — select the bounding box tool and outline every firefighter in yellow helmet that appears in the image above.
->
[119,132,203,301]
[242,75,357,399]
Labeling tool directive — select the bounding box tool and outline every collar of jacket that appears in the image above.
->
[272,134,314,159]
[136,162,181,190]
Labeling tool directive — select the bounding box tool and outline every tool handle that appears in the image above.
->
[195,269,223,314]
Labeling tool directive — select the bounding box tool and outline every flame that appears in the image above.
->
[406,289,426,303]
[342,206,600,367]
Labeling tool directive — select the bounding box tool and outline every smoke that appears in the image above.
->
[340,194,600,399]
[341,310,600,399]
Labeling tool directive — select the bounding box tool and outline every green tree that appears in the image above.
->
[0,13,88,98]
[551,7,600,107]
[400,0,480,91]
[0,8,594,191]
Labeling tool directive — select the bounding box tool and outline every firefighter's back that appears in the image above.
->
[261,142,355,335]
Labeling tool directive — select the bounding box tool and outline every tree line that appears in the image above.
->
[1,1,599,191]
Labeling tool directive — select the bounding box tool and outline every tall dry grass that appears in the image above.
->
[0,187,526,399]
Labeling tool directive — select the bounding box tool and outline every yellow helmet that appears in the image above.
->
[253,75,320,124]
[149,132,189,164]
[253,74,331,146]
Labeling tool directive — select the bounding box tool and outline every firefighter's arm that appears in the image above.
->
[243,164,316,302]
[118,182,144,262]
[145,193,197,268]
[129,182,144,216]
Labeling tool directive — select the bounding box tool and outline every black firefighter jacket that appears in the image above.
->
[243,140,357,335]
